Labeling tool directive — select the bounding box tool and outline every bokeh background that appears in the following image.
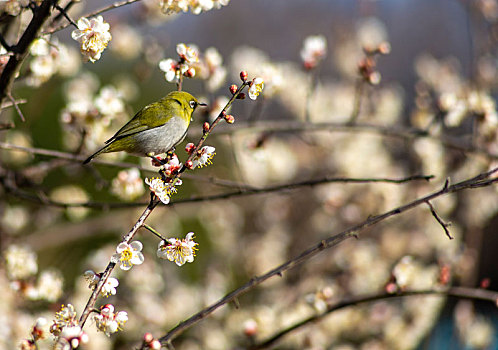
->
[1,0,498,349]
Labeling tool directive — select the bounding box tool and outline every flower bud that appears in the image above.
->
[151,156,163,167]
[150,340,161,349]
[185,143,195,154]
[240,71,248,81]
[368,71,381,85]
[236,92,246,100]
[438,265,451,285]
[481,278,491,289]
[224,114,235,124]
[385,282,398,294]
[378,42,391,55]
[186,160,194,169]
[144,333,154,343]
[184,67,195,78]
[229,84,238,95]
[203,122,210,133]
[243,319,258,337]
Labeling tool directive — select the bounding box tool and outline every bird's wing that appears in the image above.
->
[105,103,171,144]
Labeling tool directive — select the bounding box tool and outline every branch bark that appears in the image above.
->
[0,0,59,105]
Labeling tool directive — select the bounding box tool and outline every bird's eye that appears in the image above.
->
[189,100,196,109]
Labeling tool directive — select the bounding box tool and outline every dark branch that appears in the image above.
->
[2,173,435,209]
[426,200,453,239]
[0,0,59,105]
[156,167,498,345]
[248,287,498,350]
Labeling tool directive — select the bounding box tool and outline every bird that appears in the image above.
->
[83,91,206,164]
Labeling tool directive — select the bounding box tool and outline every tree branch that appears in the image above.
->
[45,0,144,35]
[156,167,498,345]
[0,0,59,105]
[426,199,453,239]
[247,286,498,350]
[2,173,435,209]
[209,121,498,160]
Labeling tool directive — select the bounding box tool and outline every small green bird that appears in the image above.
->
[83,91,206,164]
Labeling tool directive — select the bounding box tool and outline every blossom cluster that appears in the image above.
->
[5,245,63,302]
[159,0,230,14]
[111,168,145,201]
[94,304,128,337]
[50,304,88,349]
[159,43,199,83]
[84,270,119,297]
[28,36,80,87]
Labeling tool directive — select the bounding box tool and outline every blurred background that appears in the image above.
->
[1,0,497,349]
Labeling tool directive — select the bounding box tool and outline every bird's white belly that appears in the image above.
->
[133,117,188,156]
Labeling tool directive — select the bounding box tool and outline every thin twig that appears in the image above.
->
[54,4,78,28]
[45,0,144,34]
[426,200,453,239]
[0,142,253,189]
[2,174,435,209]
[304,71,317,122]
[349,78,364,124]
[1,98,27,109]
[52,0,78,24]
[247,286,498,350]
[207,120,498,160]
[7,92,25,122]
[156,167,498,345]
[142,224,167,241]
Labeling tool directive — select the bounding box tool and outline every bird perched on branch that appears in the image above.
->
[83,91,206,164]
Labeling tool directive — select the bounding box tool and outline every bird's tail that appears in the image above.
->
[83,146,107,164]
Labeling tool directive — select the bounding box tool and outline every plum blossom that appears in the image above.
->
[157,232,198,266]
[112,241,145,271]
[248,77,264,100]
[71,16,112,62]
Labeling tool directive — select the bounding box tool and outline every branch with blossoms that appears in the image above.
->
[350,42,391,124]
[153,166,498,346]
[35,72,265,348]
[1,166,435,211]
[247,286,498,350]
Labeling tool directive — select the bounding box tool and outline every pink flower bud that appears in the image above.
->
[481,278,491,289]
[184,67,195,78]
[185,143,195,154]
[203,122,210,133]
[144,333,154,343]
[240,71,248,81]
[385,282,398,294]
[243,319,258,337]
[303,61,315,70]
[229,84,238,95]
[186,160,194,169]
[236,92,246,100]
[378,42,391,55]
[150,340,161,350]
[224,114,235,124]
